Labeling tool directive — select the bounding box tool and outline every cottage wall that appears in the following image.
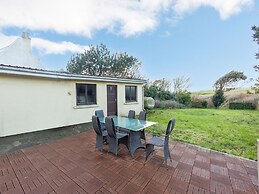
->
[0,75,143,137]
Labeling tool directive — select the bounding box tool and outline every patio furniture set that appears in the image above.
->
[92,110,175,165]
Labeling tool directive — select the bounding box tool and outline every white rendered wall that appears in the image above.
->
[0,75,143,137]
[0,33,44,69]
[117,84,144,117]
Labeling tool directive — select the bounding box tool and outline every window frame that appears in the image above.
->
[125,85,137,103]
[76,83,97,106]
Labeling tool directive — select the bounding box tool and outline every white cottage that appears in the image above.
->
[0,33,146,137]
[0,32,44,69]
[0,64,146,137]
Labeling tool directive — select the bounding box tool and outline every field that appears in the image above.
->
[192,87,256,96]
[146,108,259,160]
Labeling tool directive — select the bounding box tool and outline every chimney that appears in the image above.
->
[21,32,31,40]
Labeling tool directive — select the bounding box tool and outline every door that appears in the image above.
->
[107,85,117,116]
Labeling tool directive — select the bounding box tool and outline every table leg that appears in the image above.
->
[129,130,145,158]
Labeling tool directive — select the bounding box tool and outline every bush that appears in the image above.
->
[201,100,208,108]
[212,90,225,108]
[229,102,255,110]
[247,90,253,94]
[206,98,215,108]
[191,97,208,108]
[144,86,177,101]
[176,92,191,107]
[154,100,185,109]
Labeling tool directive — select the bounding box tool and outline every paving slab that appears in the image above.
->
[0,129,258,194]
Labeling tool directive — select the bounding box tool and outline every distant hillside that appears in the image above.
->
[192,87,259,108]
[192,87,256,97]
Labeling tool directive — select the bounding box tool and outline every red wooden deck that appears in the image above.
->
[0,130,258,194]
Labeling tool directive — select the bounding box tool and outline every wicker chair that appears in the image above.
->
[146,117,175,166]
[139,111,146,141]
[95,110,106,131]
[105,117,129,156]
[92,115,108,151]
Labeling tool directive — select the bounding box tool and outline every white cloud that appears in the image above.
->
[32,38,88,55]
[172,0,254,20]
[0,0,254,38]
[0,0,254,64]
[0,0,171,37]
[0,33,88,55]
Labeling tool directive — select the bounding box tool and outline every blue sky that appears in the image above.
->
[0,0,258,91]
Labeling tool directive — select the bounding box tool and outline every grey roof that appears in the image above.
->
[0,64,147,84]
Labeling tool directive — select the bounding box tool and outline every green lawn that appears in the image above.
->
[146,108,259,160]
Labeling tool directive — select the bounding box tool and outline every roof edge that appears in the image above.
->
[0,64,147,84]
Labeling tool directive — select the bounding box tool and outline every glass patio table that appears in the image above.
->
[99,116,156,158]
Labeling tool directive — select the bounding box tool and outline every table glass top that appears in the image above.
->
[99,116,156,131]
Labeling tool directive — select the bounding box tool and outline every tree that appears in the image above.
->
[214,71,247,91]
[176,91,191,107]
[172,76,190,93]
[152,78,171,91]
[67,43,141,78]
[252,26,259,89]
[144,79,176,101]
[212,89,225,108]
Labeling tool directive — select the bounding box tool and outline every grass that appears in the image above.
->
[192,87,257,97]
[146,108,259,160]
[192,90,214,95]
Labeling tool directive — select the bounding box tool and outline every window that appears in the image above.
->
[76,84,96,105]
[125,86,137,102]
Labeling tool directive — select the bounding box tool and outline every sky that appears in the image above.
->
[0,0,258,91]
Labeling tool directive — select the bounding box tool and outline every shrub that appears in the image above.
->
[212,89,225,108]
[176,91,191,107]
[144,85,177,101]
[228,94,259,108]
[191,97,208,108]
[201,100,208,108]
[229,102,255,110]
[155,100,185,109]
[206,98,215,108]
[247,90,253,94]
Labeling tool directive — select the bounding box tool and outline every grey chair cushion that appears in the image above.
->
[119,128,130,134]
[116,132,128,139]
[147,136,164,147]
[100,123,106,131]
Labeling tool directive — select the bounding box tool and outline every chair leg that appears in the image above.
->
[164,147,172,166]
[108,138,118,155]
[168,150,172,162]
[146,144,154,161]
[96,135,103,151]
[141,130,146,141]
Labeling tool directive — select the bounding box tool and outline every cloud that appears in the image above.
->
[172,0,254,20]
[0,33,88,55]
[32,38,89,55]
[0,0,254,38]
[0,0,171,37]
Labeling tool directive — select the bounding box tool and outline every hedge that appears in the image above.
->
[229,102,255,110]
